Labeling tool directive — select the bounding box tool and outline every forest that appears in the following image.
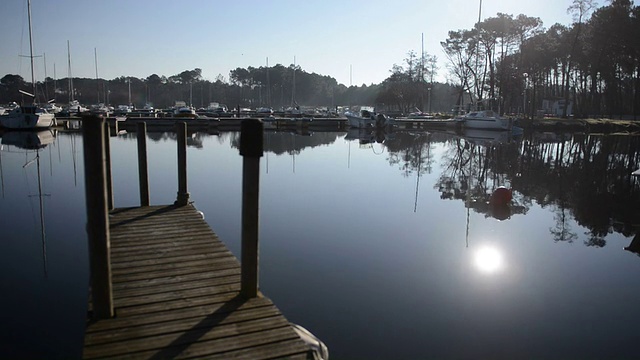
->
[0,0,638,118]
[441,0,640,118]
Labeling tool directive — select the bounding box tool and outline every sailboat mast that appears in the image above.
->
[95,48,99,103]
[27,0,36,103]
[266,57,271,107]
[53,63,57,102]
[291,56,296,106]
[43,53,48,101]
[67,40,73,102]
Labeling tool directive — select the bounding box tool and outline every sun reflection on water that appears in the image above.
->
[474,246,504,274]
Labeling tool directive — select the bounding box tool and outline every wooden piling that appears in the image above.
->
[175,122,190,206]
[136,122,150,206]
[104,122,114,211]
[82,116,114,319]
[239,119,263,299]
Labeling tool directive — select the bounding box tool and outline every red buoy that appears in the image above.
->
[491,186,512,205]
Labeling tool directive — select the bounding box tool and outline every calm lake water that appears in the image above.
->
[1,127,639,359]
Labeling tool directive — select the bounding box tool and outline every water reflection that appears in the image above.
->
[474,245,505,274]
[625,233,640,256]
[2,127,640,358]
[0,129,57,277]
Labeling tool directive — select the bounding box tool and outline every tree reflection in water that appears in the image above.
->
[383,129,640,249]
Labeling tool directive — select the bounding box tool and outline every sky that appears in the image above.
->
[0,0,584,87]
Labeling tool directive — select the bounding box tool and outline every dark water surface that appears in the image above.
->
[1,128,639,359]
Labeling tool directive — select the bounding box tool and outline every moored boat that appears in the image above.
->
[345,108,393,128]
[0,105,55,129]
[174,106,198,118]
[0,0,55,130]
[458,110,512,130]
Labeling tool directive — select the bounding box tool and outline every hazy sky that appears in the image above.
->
[1,0,583,87]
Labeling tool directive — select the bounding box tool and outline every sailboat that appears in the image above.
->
[65,41,88,116]
[0,0,55,130]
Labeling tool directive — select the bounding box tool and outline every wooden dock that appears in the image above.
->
[83,205,313,359]
[80,118,322,359]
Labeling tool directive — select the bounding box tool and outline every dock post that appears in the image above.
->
[137,122,150,206]
[175,122,190,206]
[239,119,263,299]
[104,122,114,211]
[82,116,114,319]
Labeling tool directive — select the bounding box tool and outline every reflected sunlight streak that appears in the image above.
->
[474,246,504,274]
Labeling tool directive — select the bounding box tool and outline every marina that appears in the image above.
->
[2,0,640,357]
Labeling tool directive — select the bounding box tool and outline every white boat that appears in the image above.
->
[407,108,434,119]
[0,0,55,130]
[43,102,62,114]
[458,110,512,130]
[345,108,393,128]
[115,104,133,115]
[66,99,89,115]
[1,105,55,129]
[89,103,111,116]
[174,106,198,118]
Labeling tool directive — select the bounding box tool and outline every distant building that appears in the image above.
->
[542,98,573,117]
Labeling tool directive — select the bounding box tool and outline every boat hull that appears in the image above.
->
[462,117,511,130]
[346,114,376,128]
[0,113,55,129]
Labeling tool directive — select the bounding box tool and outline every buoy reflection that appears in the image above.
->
[474,246,504,274]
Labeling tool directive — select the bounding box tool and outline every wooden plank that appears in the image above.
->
[113,267,241,291]
[192,339,313,360]
[175,336,310,360]
[86,304,280,343]
[113,274,240,299]
[110,250,235,270]
[89,326,302,360]
[113,282,241,308]
[110,244,230,263]
[111,256,237,276]
[112,260,240,282]
[115,292,240,317]
[83,316,290,359]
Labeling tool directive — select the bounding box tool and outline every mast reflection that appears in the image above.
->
[1,129,56,276]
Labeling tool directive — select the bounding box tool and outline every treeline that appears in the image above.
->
[441,0,640,118]
[0,67,380,110]
[0,65,460,114]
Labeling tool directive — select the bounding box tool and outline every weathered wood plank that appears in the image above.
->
[113,274,240,299]
[83,316,290,359]
[191,339,313,360]
[113,282,241,308]
[91,326,302,360]
[112,260,240,282]
[113,267,241,291]
[110,250,235,270]
[115,292,240,317]
[86,304,280,343]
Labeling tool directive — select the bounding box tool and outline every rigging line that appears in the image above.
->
[347,138,351,169]
[49,142,52,177]
[33,151,48,277]
[71,133,77,186]
[57,134,61,162]
[414,135,423,213]
[0,149,4,199]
